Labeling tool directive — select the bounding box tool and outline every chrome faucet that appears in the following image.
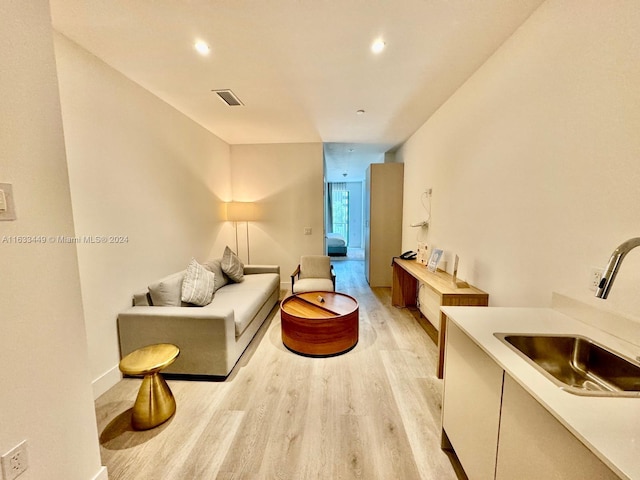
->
[595,237,640,299]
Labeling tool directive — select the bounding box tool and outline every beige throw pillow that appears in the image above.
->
[203,258,230,292]
[148,271,186,306]
[181,259,216,306]
[221,246,244,282]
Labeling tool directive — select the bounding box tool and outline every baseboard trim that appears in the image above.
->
[91,466,109,480]
[92,364,121,400]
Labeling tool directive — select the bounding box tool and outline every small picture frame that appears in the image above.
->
[427,248,443,272]
[416,242,428,265]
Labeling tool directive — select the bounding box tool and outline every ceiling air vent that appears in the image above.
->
[212,89,244,106]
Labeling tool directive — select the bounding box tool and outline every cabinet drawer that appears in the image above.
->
[443,322,504,480]
[419,283,442,330]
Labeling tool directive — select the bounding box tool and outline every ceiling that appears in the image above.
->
[50,0,545,183]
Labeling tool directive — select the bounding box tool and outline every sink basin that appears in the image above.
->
[494,333,640,397]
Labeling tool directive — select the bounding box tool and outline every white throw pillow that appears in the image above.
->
[181,258,216,306]
[221,246,244,282]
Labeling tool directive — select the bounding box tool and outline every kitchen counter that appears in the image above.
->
[441,305,640,480]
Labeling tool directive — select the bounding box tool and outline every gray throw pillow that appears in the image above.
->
[148,271,186,306]
[221,246,244,282]
[203,258,230,292]
[181,258,216,306]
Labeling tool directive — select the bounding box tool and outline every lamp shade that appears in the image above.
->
[226,202,257,222]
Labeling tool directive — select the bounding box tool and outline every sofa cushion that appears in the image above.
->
[181,259,216,306]
[210,273,279,336]
[203,258,229,292]
[221,246,244,282]
[148,271,186,306]
[293,277,334,293]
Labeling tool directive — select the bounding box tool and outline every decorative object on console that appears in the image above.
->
[226,201,257,263]
[450,254,469,288]
[451,254,459,287]
[427,248,444,272]
[417,242,428,265]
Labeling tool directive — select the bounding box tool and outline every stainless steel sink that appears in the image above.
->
[494,333,640,397]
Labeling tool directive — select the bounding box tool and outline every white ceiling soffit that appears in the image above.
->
[324,143,386,183]
[50,0,544,152]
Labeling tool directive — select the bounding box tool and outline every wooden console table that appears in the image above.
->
[392,258,488,378]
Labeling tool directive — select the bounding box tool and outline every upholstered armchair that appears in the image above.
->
[291,255,336,293]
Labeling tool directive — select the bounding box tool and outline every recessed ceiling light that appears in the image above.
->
[194,40,210,56]
[371,38,386,54]
[356,109,365,115]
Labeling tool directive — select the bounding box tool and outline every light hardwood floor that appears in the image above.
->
[95,260,463,479]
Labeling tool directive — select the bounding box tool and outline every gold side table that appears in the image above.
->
[119,343,180,430]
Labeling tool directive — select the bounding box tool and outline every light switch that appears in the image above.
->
[0,183,16,221]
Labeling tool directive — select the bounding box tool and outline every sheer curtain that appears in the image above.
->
[328,182,348,242]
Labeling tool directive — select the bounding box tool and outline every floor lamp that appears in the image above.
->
[226,202,257,264]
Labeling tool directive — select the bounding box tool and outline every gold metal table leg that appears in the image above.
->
[118,343,180,431]
[131,371,176,430]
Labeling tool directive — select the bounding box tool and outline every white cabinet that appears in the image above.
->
[496,374,618,480]
[442,320,619,480]
[442,321,504,480]
[364,163,403,287]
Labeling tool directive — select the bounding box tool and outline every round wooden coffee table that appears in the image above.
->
[280,291,359,357]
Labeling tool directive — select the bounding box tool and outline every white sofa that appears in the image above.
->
[117,264,280,377]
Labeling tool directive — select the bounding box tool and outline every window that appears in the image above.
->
[329,183,349,245]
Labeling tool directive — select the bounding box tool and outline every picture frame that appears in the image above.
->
[416,242,428,265]
[427,248,443,272]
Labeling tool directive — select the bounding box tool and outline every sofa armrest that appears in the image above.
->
[331,265,336,290]
[291,264,301,290]
[132,291,151,306]
[117,306,237,376]
[244,264,280,275]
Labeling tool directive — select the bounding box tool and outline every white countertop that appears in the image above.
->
[441,306,640,480]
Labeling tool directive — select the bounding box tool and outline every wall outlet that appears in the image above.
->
[304,227,312,235]
[1,440,29,480]
[589,267,604,291]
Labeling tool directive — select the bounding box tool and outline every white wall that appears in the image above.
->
[54,33,233,396]
[230,143,325,284]
[0,1,104,479]
[399,0,640,323]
